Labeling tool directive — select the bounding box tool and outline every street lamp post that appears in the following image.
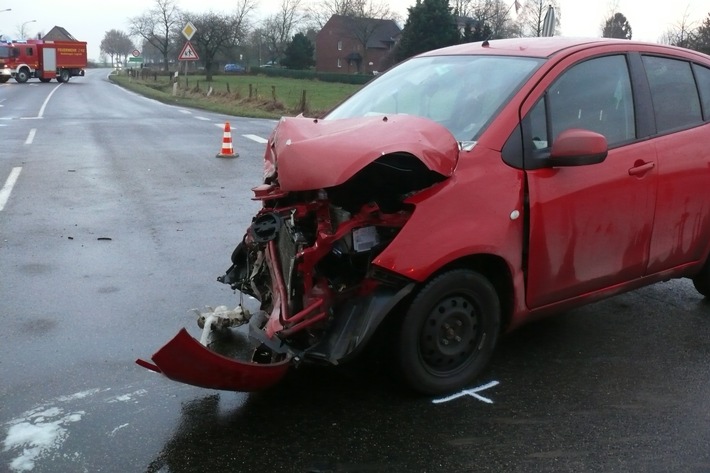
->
[0,8,12,13]
[20,19,36,40]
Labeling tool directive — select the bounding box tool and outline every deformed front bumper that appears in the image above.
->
[136,328,291,392]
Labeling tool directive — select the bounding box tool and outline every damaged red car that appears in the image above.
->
[139,37,710,395]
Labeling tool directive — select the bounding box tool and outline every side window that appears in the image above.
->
[547,55,636,146]
[26,47,33,56]
[642,55,702,132]
[693,63,710,121]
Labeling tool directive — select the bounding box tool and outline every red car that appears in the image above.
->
[139,37,710,395]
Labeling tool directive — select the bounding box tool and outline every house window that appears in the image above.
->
[337,40,342,51]
[337,58,342,68]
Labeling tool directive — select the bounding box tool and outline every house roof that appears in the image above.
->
[43,26,77,41]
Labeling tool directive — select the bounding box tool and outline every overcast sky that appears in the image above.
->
[0,0,707,61]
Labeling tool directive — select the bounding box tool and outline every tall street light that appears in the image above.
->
[1,8,12,13]
[20,19,36,39]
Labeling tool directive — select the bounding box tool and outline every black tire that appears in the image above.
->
[0,76,9,84]
[57,69,70,83]
[15,69,29,83]
[39,77,51,83]
[692,264,710,297]
[395,269,501,395]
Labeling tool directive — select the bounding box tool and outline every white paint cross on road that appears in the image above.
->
[432,380,500,404]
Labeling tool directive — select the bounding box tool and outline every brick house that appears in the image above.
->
[315,15,400,74]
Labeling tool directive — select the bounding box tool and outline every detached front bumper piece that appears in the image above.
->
[136,328,291,392]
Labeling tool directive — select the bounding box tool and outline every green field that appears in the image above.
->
[110,71,364,119]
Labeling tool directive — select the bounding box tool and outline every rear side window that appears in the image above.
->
[642,56,702,132]
[693,64,710,120]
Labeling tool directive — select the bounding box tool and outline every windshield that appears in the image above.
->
[0,46,10,59]
[326,55,543,142]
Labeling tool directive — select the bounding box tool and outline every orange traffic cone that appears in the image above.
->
[216,121,238,158]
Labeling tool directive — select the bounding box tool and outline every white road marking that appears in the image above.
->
[108,423,129,437]
[36,83,63,118]
[195,116,210,121]
[179,109,192,114]
[0,167,22,212]
[25,128,36,145]
[432,380,500,404]
[244,134,268,144]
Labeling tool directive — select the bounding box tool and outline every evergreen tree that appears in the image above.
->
[461,19,492,43]
[396,0,460,62]
[281,33,315,70]
[602,12,632,40]
[691,13,710,54]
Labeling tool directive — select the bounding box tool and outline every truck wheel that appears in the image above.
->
[0,77,9,84]
[39,78,51,83]
[394,269,501,395]
[15,69,29,83]
[59,69,71,83]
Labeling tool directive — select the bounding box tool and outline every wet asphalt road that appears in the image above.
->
[1,71,710,473]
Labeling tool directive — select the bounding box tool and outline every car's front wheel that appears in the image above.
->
[395,269,500,395]
[692,262,710,297]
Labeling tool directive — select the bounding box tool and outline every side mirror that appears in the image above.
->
[548,128,608,167]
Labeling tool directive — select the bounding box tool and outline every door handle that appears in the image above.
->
[628,161,655,176]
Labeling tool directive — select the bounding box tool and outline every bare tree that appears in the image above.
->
[659,7,698,49]
[305,0,399,30]
[305,0,358,29]
[516,0,561,37]
[468,0,520,39]
[451,0,476,17]
[129,0,182,71]
[16,22,38,40]
[100,29,135,68]
[261,0,307,65]
[185,4,255,80]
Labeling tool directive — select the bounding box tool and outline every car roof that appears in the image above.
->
[418,36,708,61]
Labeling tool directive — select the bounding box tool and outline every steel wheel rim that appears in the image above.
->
[419,295,480,374]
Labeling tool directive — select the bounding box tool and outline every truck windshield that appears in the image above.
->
[0,46,11,59]
[325,55,543,142]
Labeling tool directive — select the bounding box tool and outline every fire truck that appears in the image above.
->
[0,39,87,84]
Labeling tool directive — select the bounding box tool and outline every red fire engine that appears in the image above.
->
[0,39,87,84]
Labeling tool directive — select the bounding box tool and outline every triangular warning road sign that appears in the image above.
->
[179,41,199,61]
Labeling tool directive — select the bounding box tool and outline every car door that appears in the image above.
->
[523,54,658,308]
[641,56,710,274]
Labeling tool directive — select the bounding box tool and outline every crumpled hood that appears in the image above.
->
[267,114,460,191]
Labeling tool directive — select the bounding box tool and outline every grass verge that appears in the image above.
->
[109,71,363,119]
